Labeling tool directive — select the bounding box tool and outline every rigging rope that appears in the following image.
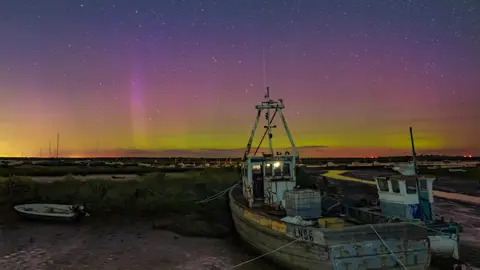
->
[229,238,300,269]
[195,182,239,204]
[368,224,409,270]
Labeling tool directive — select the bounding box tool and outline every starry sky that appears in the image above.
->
[0,0,479,158]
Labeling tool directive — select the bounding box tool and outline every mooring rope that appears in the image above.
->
[229,238,301,269]
[407,220,456,238]
[195,182,239,204]
[368,224,409,270]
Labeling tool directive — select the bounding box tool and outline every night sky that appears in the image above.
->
[0,0,479,158]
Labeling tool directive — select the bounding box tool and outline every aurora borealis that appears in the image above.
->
[0,1,479,158]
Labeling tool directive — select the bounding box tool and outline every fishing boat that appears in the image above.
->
[14,203,90,222]
[321,128,464,269]
[378,128,462,267]
[229,88,431,270]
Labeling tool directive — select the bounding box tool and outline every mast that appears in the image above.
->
[262,49,274,156]
[243,88,297,161]
[265,87,275,155]
[242,49,297,161]
[56,132,60,158]
[49,141,52,158]
[409,127,418,175]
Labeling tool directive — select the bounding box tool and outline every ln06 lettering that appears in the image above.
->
[294,227,314,242]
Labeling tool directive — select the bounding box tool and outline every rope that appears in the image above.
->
[407,220,456,238]
[368,224,409,270]
[229,238,300,269]
[195,182,239,204]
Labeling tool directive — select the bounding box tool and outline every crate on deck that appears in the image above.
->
[284,189,322,219]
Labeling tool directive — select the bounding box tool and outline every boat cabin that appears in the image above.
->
[374,175,435,221]
[242,152,296,209]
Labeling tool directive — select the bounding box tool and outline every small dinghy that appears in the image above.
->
[13,203,90,222]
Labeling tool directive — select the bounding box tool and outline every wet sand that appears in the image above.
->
[0,221,275,270]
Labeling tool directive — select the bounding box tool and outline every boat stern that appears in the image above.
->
[428,221,461,260]
[330,238,430,270]
[325,222,431,270]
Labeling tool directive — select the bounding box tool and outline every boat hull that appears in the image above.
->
[16,211,81,222]
[229,186,431,270]
[14,204,86,223]
[429,235,459,259]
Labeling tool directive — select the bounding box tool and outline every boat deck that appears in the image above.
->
[230,185,432,270]
[230,184,355,226]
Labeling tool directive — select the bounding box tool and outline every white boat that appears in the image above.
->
[14,203,90,222]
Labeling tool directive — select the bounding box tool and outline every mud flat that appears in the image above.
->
[0,169,224,268]
[0,168,279,269]
[0,221,277,270]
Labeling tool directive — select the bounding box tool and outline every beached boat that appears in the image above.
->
[344,174,460,259]
[14,203,90,222]
[321,127,464,268]
[229,90,431,270]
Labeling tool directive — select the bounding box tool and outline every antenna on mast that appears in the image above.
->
[409,127,418,175]
[262,47,270,99]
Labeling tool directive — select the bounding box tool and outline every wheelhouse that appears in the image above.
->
[374,175,435,221]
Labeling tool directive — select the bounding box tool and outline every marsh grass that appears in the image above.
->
[0,165,204,177]
[0,168,239,220]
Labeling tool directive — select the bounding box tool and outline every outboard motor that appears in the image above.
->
[71,204,90,219]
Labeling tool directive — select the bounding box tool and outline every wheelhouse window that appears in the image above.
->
[265,163,273,177]
[252,164,262,174]
[273,162,282,176]
[419,180,427,191]
[406,179,417,194]
[391,180,400,193]
[378,179,389,192]
[282,162,291,176]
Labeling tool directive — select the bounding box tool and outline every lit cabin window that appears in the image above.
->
[406,179,417,194]
[252,164,261,174]
[265,163,273,176]
[378,179,389,191]
[391,180,400,193]
[282,163,291,176]
[273,162,282,176]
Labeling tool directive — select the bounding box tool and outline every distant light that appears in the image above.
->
[273,162,281,168]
